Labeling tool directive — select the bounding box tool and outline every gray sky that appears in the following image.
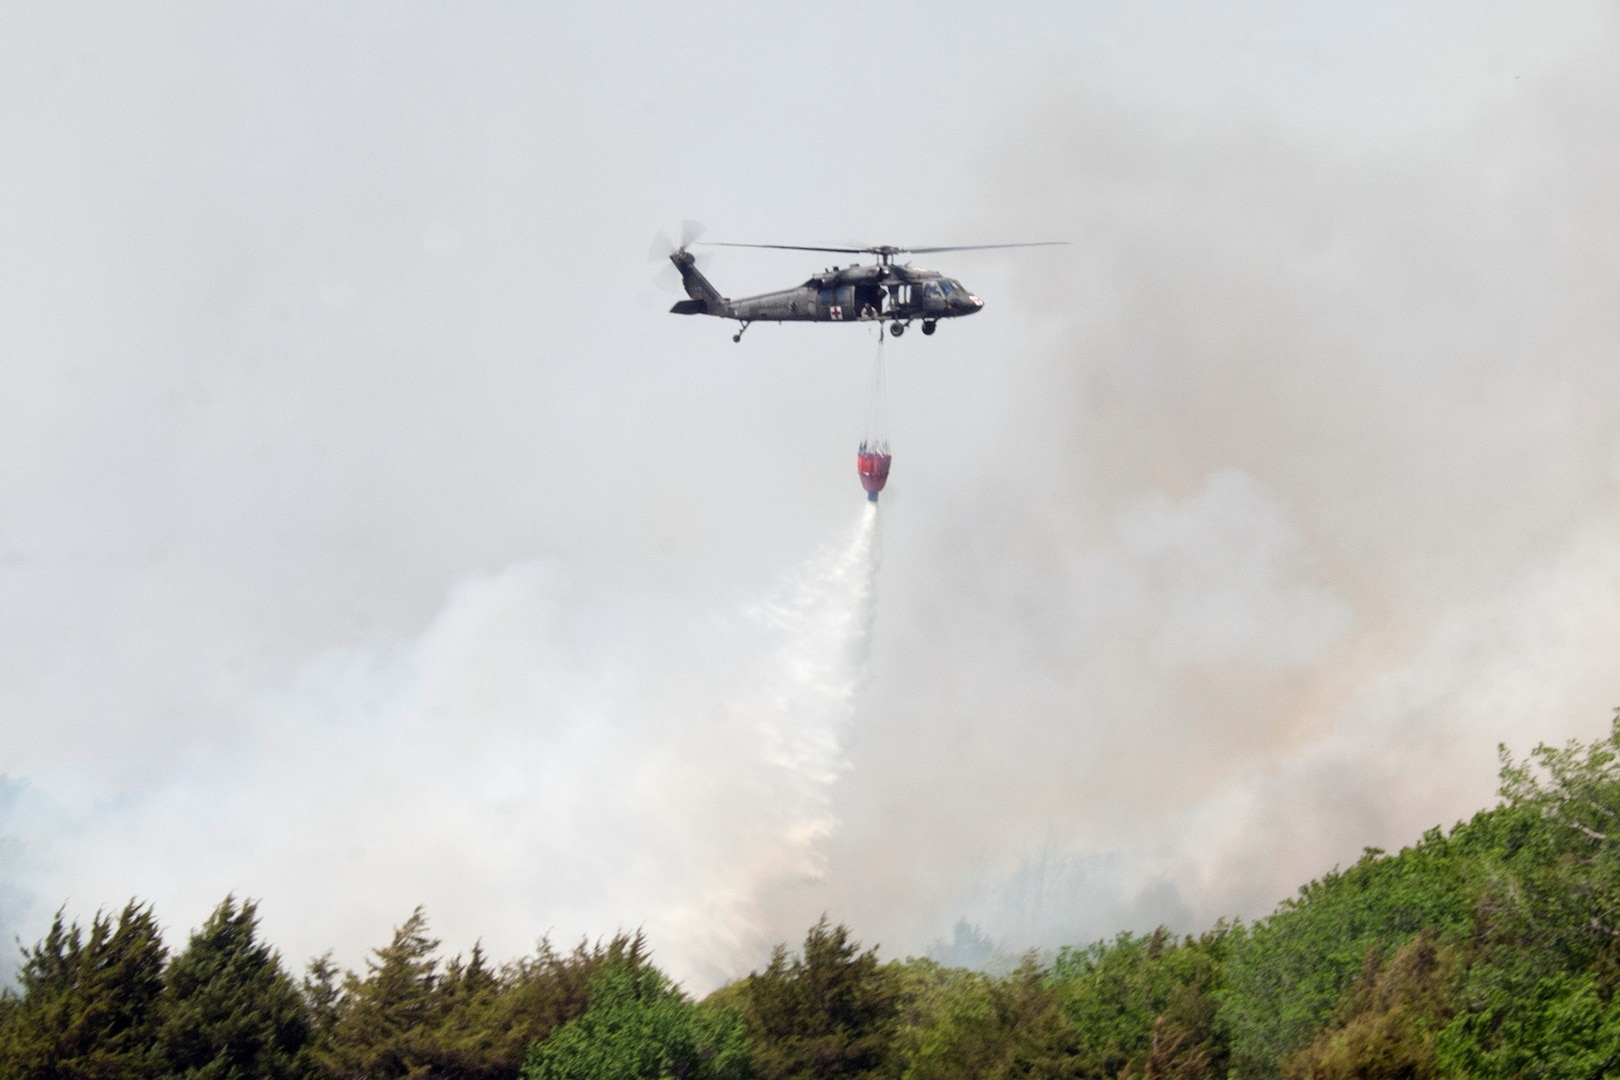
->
[3,2,1619,990]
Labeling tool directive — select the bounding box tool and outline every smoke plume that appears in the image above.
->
[8,508,883,991]
[814,58,1620,951]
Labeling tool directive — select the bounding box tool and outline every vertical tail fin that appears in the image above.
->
[669,250,726,315]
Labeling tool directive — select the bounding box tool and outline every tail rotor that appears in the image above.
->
[648,219,709,292]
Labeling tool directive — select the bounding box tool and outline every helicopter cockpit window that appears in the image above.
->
[923,282,944,299]
[938,281,955,295]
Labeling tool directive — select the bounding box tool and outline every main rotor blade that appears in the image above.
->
[702,241,1069,256]
[900,242,1069,254]
[704,242,872,254]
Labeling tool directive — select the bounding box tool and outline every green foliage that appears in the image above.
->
[11,717,1620,1078]
[1218,822,1483,1076]
[992,959,1097,1080]
[1282,931,1458,1080]
[733,917,901,1080]
[301,950,342,1068]
[488,931,649,1062]
[0,900,169,1079]
[522,962,750,1080]
[305,907,653,1080]
[891,959,1006,1080]
[1435,965,1620,1079]
[310,905,443,1079]
[1493,714,1620,969]
[1048,926,1228,1079]
[1421,714,1620,1077]
[1237,714,1620,1077]
[891,956,1085,1080]
[406,941,506,1078]
[157,895,309,1079]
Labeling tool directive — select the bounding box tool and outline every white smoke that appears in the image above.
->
[810,46,1620,955]
[8,507,882,992]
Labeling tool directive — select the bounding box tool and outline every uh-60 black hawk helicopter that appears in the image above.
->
[658,231,1064,342]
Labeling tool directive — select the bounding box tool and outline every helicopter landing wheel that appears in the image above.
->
[889,321,905,337]
[922,320,937,336]
[732,333,741,343]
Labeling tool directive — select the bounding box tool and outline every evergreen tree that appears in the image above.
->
[157,895,309,1079]
[410,942,504,1078]
[735,917,901,1080]
[419,930,655,1079]
[0,900,168,1079]
[305,909,645,1078]
[301,951,342,1069]
[489,932,646,1065]
[310,905,445,1079]
[996,958,1096,1080]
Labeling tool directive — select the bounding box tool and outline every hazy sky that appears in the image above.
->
[3,2,1619,990]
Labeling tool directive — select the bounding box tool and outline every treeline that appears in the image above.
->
[7,716,1620,1077]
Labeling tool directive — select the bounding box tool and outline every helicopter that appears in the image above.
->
[658,235,1065,342]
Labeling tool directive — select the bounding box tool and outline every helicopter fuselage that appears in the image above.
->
[668,250,983,339]
[725,263,984,324]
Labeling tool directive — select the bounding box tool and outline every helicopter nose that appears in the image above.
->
[966,294,984,313]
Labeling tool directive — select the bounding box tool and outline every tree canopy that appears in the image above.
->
[0,900,168,1079]
[523,962,749,1080]
[159,895,308,1080]
[6,715,1620,1077]
[729,916,901,1080]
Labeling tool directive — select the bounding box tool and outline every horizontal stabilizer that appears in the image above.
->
[670,299,708,315]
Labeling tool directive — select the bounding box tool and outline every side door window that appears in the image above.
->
[818,286,854,318]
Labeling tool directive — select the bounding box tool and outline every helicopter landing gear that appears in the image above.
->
[732,321,752,343]
[922,320,937,336]
[889,321,906,337]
